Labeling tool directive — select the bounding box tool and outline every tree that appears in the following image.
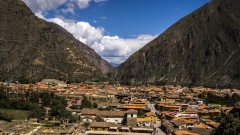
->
[232,93,240,106]
[83,122,90,129]
[137,110,145,116]
[93,102,98,108]
[40,91,51,106]
[211,109,240,135]
[81,97,92,108]
[28,105,43,119]
[95,115,104,122]
[18,78,29,84]
[0,112,13,122]
[162,87,167,93]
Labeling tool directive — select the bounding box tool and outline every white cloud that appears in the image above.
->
[99,16,107,20]
[23,0,67,13]
[61,3,75,14]
[94,0,108,3]
[47,17,104,45]
[23,0,94,15]
[47,17,156,64]
[95,35,156,59]
[74,0,91,9]
[22,0,157,64]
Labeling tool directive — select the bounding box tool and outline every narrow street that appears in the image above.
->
[148,102,166,135]
[153,120,166,135]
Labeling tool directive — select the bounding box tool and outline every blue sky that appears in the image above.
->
[23,0,210,65]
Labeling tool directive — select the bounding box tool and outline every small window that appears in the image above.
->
[131,114,133,117]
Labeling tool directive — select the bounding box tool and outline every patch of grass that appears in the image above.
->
[31,124,40,127]
[0,108,29,120]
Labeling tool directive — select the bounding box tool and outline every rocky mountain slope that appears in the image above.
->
[45,22,113,74]
[0,0,112,82]
[115,0,240,88]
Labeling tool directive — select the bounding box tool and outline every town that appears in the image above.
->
[0,79,239,135]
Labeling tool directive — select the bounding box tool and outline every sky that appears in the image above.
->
[22,0,210,65]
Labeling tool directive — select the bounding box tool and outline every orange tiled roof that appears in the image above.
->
[209,109,221,113]
[175,130,199,135]
[184,119,197,124]
[194,123,210,129]
[91,122,119,128]
[199,104,207,109]
[145,112,156,117]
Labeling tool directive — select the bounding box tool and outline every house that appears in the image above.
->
[157,102,181,112]
[209,109,221,119]
[37,124,79,135]
[90,122,119,132]
[198,109,210,119]
[98,110,125,124]
[221,107,233,114]
[81,108,98,121]
[160,111,177,120]
[131,99,148,105]
[137,112,157,124]
[160,95,179,103]
[172,119,186,130]
[174,129,199,135]
[205,121,220,129]
[131,127,154,133]
[81,108,139,126]
[117,104,145,110]
[82,116,95,123]
[161,119,174,134]
[184,119,197,129]
[126,109,138,126]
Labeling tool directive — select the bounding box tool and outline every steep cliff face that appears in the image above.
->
[45,22,113,74]
[116,0,240,87]
[0,0,109,82]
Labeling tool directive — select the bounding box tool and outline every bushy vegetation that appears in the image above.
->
[0,111,13,122]
[0,109,29,120]
[81,96,98,109]
[198,92,240,135]
[0,86,77,122]
[198,92,240,106]
[211,108,240,135]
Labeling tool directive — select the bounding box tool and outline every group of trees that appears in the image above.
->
[198,92,240,107]
[211,108,240,135]
[0,86,78,122]
[197,92,240,134]
[81,96,98,109]
[0,112,13,122]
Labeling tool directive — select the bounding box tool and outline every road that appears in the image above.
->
[148,102,166,135]
[153,120,166,135]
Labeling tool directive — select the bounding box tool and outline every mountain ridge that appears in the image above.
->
[44,21,113,74]
[115,0,240,88]
[0,0,111,82]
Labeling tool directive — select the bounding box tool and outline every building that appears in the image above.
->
[137,112,156,124]
[90,122,119,132]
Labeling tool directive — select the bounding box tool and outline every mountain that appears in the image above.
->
[115,0,240,88]
[109,62,120,67]
[44,22,113,74]
[0,0,112,82]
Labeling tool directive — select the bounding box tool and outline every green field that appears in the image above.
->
[0,109,29,120]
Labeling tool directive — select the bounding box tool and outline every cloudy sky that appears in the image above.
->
[22,0,210,65]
